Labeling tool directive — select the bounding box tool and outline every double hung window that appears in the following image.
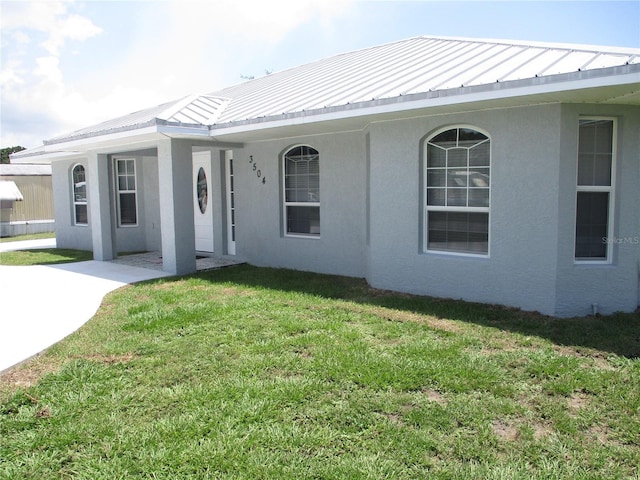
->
[114,157,137,226]
[575,118,616,262]
[283,145,320,236]
[425,127,490,255]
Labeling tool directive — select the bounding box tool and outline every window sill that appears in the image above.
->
[285,233,321,240]
[574,259,613,266]
[425,249,489,259]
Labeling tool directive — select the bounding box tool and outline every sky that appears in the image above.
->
[1,0,639,150]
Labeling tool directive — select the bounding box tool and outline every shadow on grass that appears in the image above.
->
[186,264,640,359]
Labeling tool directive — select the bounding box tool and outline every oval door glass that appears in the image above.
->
[197,167,208,214]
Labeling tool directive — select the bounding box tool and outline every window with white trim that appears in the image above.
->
[283,145,320,236]
[114,157,137,226]
[575,118,616,262]
[425,127,490,255]
[72,164,87,225]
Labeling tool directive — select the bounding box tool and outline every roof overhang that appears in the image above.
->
[20,63,640,160]
[209,65,640,142]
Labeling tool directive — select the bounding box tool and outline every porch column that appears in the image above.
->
[87,152,115,260]
[157,138,196,275]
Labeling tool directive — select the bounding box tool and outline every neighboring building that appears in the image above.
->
[12,36,640,316]
[0,162,54,237]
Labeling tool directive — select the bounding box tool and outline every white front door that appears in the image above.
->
[193,151,214,253]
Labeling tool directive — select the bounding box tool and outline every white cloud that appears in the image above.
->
[1,0,354,149]
[0,1,100,54]
[165,0,353,44]
[0,1,104,147]
[120,0,356,94]
[0,1,66,31]
[35,56,64,84]
[42,13,102,55]
[0,59,24,88]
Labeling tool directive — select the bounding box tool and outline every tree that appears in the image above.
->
[1,146,26,164]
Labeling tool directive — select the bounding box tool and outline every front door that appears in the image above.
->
[193,151,214,253]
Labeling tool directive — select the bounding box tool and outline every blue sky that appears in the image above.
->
[1,0,639,149]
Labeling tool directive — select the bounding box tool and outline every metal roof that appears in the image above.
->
[0,164,52,176]
[41,35,640,147]
[210,36,639,124]
[0,181,24,202]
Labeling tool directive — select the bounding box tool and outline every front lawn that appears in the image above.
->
[0,232,55,243]
[0,248,93,266]
[1,265,638,479]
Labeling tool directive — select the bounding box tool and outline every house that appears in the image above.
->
[0,159,54,237]
[12,36,640,317]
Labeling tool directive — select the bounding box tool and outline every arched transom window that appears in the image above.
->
[425,127,490,255]
[283,145,320,236]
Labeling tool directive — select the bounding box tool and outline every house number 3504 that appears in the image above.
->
[249,155,266,184]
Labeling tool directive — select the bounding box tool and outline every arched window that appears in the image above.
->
[283,145,320,236]
[72,164,88,225]
[425,127,490,255]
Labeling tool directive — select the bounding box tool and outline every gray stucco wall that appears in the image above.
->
[52,159,93,251]
[366,104,563,315]
[111,153,161,254]
[235,131,367,278]
[53,151,163,256]
[365,103,639,317]
[112,154,145,253]
[554,104,640,316]
[141,155,162,252]
[49,102,637,317]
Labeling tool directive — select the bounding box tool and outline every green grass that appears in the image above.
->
[0,248,93,266]
[1,265,639,479]
[0,232,55,243]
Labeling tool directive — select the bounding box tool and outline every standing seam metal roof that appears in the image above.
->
[44,35,640,145]
[210,36,638,123]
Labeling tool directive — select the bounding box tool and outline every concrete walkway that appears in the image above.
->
[0,240,170,373]
[0,237,57,251]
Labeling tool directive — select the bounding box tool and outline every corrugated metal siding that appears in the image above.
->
[0,176,54,222]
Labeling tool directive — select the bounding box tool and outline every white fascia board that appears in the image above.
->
[44,125,161,152]
[210,69,640,137]
[156,124,211,137]
[42,124,211,153]
[11,149,85,163]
